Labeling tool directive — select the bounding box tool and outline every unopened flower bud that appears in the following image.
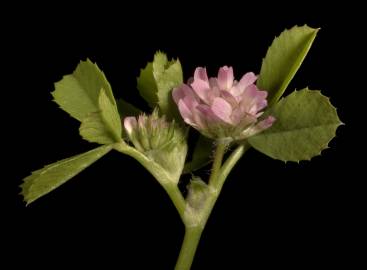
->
[124,110,177,152]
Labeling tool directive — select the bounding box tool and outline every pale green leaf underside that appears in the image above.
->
[137,52,183,119]
[79,88,122,144]
[21,145,113,205]
[257,25,319,106]
[248,88,342,162]
[52,59,115,121]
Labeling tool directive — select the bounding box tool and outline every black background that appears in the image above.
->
[4,2,360,269]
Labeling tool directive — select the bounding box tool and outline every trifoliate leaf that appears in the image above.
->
[20,145,113,205]
[137,52,183,119]
[79,88,122,144]
[248,88,342,162]
[52,59,116,121]
[257,25,319,106]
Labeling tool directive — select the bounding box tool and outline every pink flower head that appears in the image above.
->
[172,66,275,141]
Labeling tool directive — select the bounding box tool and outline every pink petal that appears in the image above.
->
[190,82,209,102]
[239,113,257,127]
[230,72,257,97]
[238,72,257,91]
[172,85,186,104]
[124,117,137,135]
[204,86,220,104]
[247,88,268,114]
[190,67,211,102]
[172,84,198,104]
[217,66,234,90]
[211,97,233,124]
[194,67,209,82]
[256,116,276,130]
[192,105,210,130]
[182,95,198,111]
[195,104,225,132]
[239,85,268,115]
[230,108,244,125]
[241,83,259,99]
[228,85,242,97]
[240,116,275,139]
[254,99,268,113]
[179,99,208,130]
[220,90,238,108]
[178,99,194,124]
[197,104,220,122]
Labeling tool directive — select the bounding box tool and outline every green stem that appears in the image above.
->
[113,142,186,219]
[174,141,228,270]
[163,183,186,219]
[208,142,227,187]
[202,142,250,227]
[174,142,251,269]
[216,142,251,190]
[175,226,203,270]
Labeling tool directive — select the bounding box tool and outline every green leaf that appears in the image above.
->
[20,145,113,205]
[79,88,122,144]
[137,63,157,108]
[137,52,183,119]
[52,59,116,121]
[184,135,213,173]
[257,25,319,106]
[248,88,342,162]
[98,88,122,140]
[155,54,183,117]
